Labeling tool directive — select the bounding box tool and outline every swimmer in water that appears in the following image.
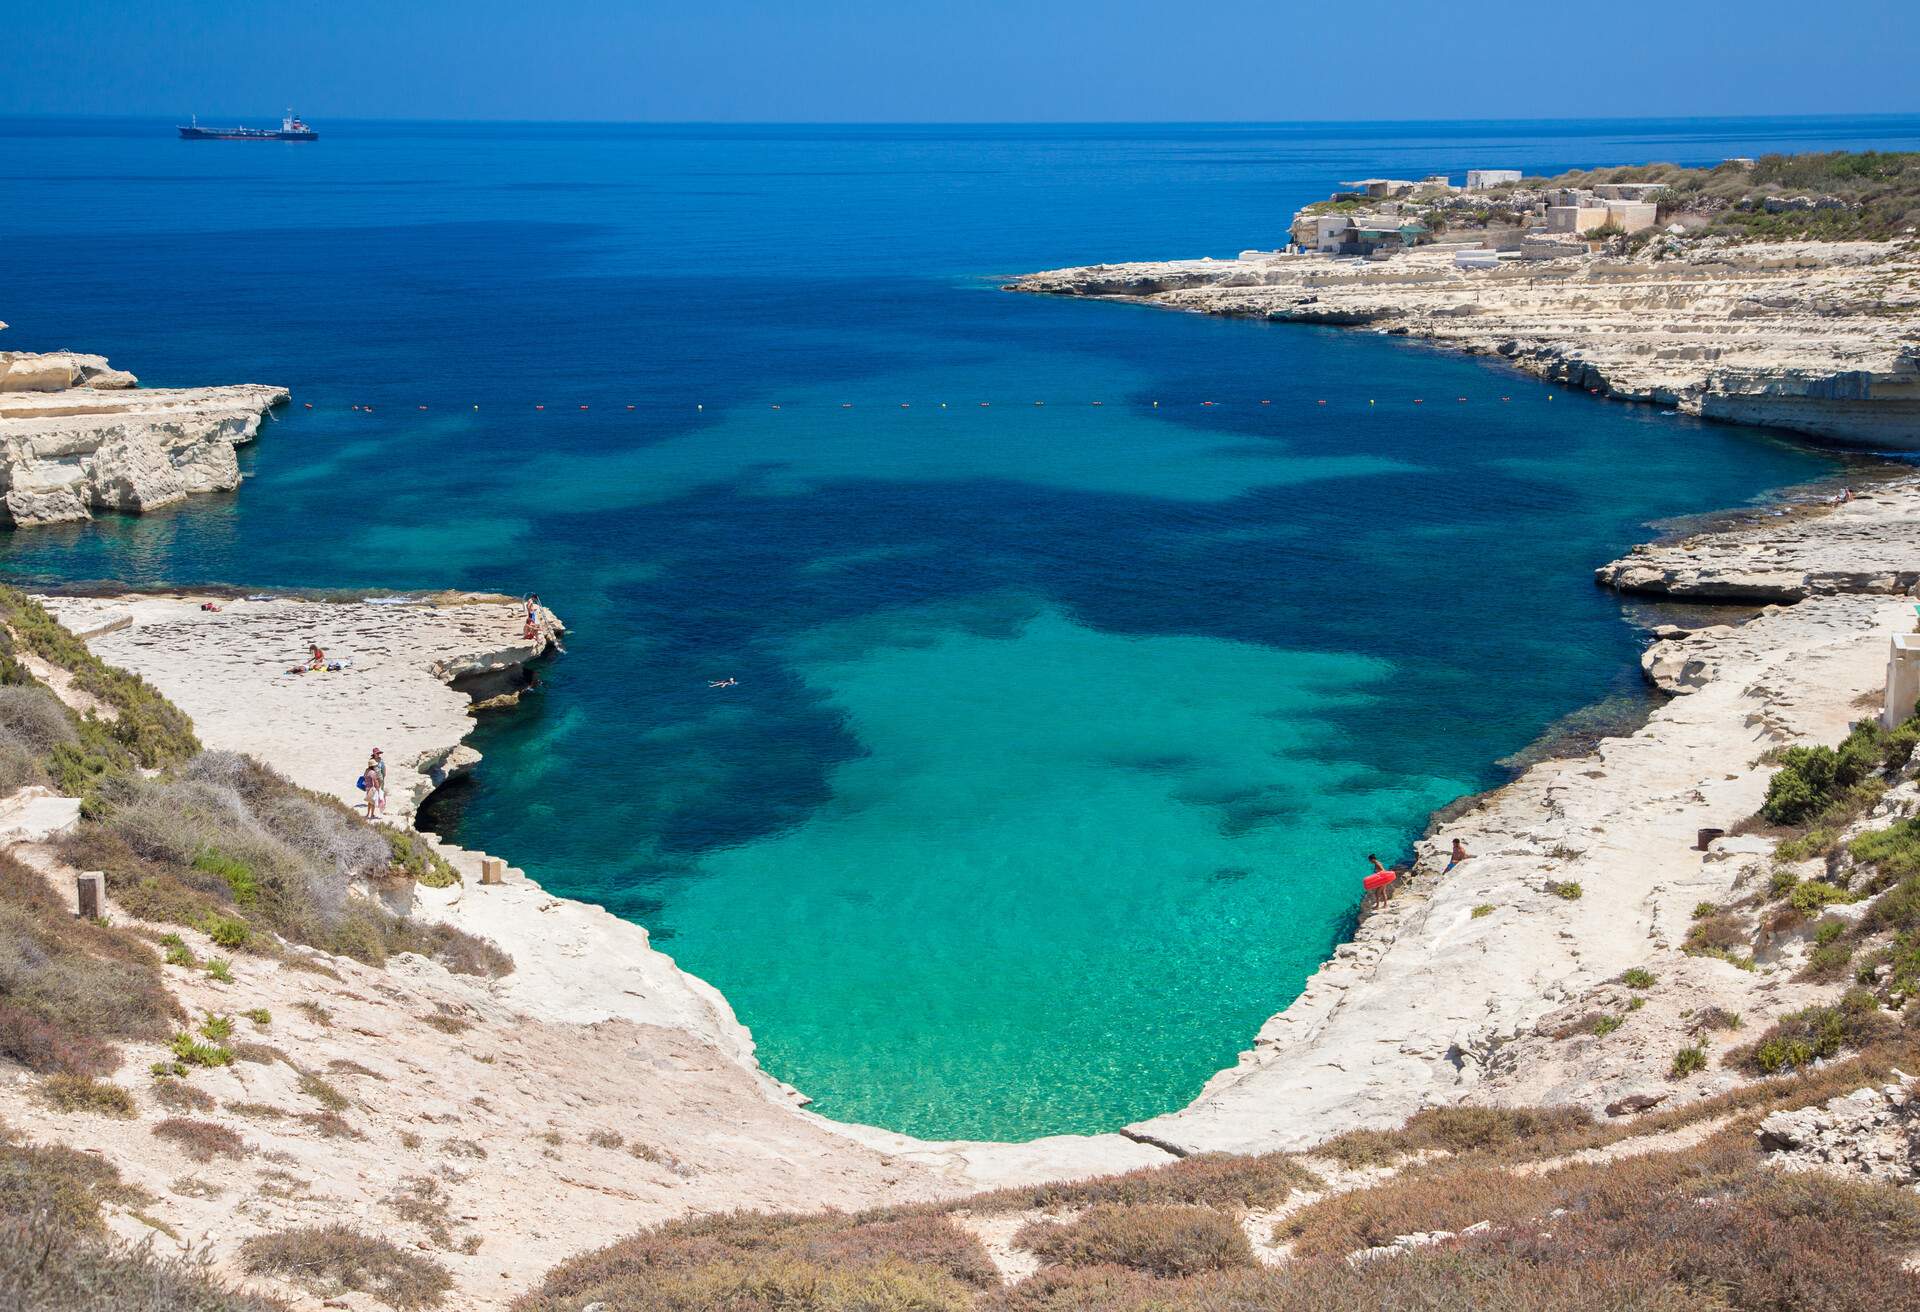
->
[708,677,738,688]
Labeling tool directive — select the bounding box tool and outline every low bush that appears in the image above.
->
[149,1077,215,1114]
[1016,1205,1254,1278]
[36,1074,135,1118]
[241,1223,451,1309]
[0,853,177,1076]
[1853,821,1920,886]
[1733,989,1898,1074]
[1547,880,1583,901]
[0,1209,284,1312]
[1621,968,1655,989]
[1315,1105,1591,1169]
[298,1072,350,1112]
[1789,880,1856,914]
[1761,720,1897,826]
[151,1117,248,1163]
[962,1151,1320,1211]
[1591,1014,1623,1036]
[169,1032,232,1068]
[1803,940,1856,982]
[1670,1044,1708,1078]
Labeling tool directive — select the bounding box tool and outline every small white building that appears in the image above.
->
[1465,169,1522,191]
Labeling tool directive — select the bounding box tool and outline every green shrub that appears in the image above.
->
[169,1033,232,1068]
[192,849,258,905]
[1670,1044,1708,1078]
[243,1008,271,1026]
[1735,990,1897,1074]
[1471,904,1494,919]
[199,1014,233,1041]
[1692,901,1717,920]
[1591,1015,1623,1036]
[1622,968,1655,989]
[200,914,249,949]
[1547,880,1583,901]
[158,933,196,968]
[204,958,234,984]
[384,828,461,888]
[1853,820,1920,884]
[1790,880,1856,914]
[1804,941,1856,982]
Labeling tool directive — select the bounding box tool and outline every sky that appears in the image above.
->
[2,0,1916,123]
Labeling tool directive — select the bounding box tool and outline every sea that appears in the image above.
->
[3,114,1918,1140]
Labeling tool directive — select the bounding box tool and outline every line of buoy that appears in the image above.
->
[322,394,1569,413]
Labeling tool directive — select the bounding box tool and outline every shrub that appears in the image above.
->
[1016,1205,1255,1278]
[1735,990,1898,1074]
[241,1223,452,1309]
[0,853,177,1075]
[587,1128,625,1150]
[1471,904,1494,918]
[298,1072,350,1112]
[1762,719,1903,827]
[169,1032,232,1068]
[1622,968,1655,989]
[1547,880,1582,901]
[1853,820,1920,885]
[150,1077,215,1114]
[200,1014,233,1041]
[384,828,461,888]
[1315,1106,1591,1169]
[1790,880,1855,914]
[1803,940,1855,982]
[243,1007,271,1025]
[151,1118,248,1163]
[201,915,249,949]
[192,848,258,905]
[1670,1044,1708,1078]
[1591,1014,1623,1036]
[963,1152,1321,1211]
[1692,901,1718,920]
[204,957,234,983]
[159,933,196,968]
[1684,912,1747,956]
[36,1074,135,1118]
[0,1208,282,1311]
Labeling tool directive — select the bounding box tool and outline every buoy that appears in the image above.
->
[771,404,780,410]
[1362,870,1396,892]
[1316,399,1326,405]
[1260,400,1270,405]
[1501,396,1510,402]
[580,404,589,410]
[303,402,312,409]
[1369,399,1375,405]
[1034,401,1044,406]
[1202,401,1215,407]
[535,405,544,411]
[626,404,635,410]
[697,404,703,410]
[1152,401,1158,407]
[418,405,428,410]
[473,404,480,410]
[901,403,910,408]
[1413,399,1424,404]
[940,402,947,408]
[1457,397,1466,402]
[1091,401,1102,406]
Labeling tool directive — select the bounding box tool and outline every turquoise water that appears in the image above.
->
[2,116,1910,1139]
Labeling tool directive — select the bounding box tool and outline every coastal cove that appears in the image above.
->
[5,116,1920,1142]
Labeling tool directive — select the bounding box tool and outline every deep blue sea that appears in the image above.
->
[4,115,1917,1140]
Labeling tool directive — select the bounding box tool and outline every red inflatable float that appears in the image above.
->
[1362,870,1396,891]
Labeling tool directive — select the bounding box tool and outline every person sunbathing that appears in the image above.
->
[307,643,327,670]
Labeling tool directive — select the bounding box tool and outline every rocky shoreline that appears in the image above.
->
[1008,239,1920,449]
[0,337,287,527]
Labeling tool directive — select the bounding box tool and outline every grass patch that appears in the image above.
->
[1315,1106,1591,1171]
[961,1152,1321,1211]
[1670,1044,1708,1078]
[297,1072,350,1112]
[150,1077,215,1114]
[1546,880,1582,901]
[1621,968,1655,989]
[1471,904,1494,918]
[169,1032,232,1068]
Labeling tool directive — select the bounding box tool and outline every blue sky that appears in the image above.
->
[4,0,1915,122]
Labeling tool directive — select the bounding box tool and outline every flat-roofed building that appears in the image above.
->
[1465,169,1522,190]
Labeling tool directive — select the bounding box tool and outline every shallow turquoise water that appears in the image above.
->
[2,116,1908,1138]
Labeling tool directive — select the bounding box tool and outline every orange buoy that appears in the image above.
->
[1202,401,1215,407]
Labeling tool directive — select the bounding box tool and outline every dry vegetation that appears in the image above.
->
[515,1035,1920,1312]
[240,1223,451,1308]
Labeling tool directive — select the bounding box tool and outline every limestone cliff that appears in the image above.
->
[1008,239,1920,449]
[0,344,288,527]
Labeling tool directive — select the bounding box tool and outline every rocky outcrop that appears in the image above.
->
[1597,479,1920,602]
[0,346,287,527]
[1008,239,1920,449]
[1757,1072,1920,1185]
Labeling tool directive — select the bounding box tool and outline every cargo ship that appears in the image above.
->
[177,111,317,141]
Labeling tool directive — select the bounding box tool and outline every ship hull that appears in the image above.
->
[177,127,318,141]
